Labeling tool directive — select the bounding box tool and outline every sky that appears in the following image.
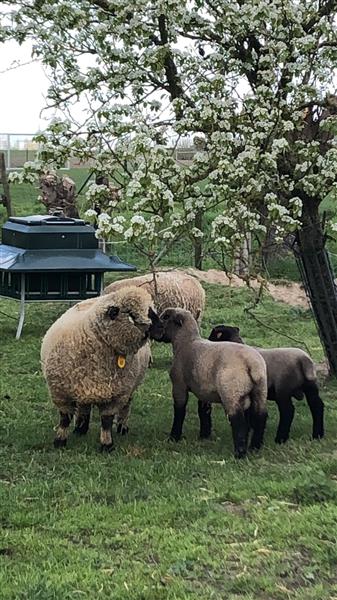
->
[0,40,53,134]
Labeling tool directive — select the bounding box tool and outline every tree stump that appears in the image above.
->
[39,173,79,218]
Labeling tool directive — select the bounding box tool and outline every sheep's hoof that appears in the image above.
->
[54,438,67,449]
[275,436,288,444]
[73,425,89,435]
[249,444,260,453]
[100,443,114,453]
[168,434,181,442]
[199,431,212,440]
[116,424,129,436]
[234,448,247,459]
[249,439,262,452]
[312,431,324,440]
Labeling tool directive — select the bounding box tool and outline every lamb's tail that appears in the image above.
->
[249,363,268,451]
[248,356,268,415]
[301,362,324,439]
[300,354,317,383]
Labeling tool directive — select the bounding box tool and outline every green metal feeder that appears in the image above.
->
[0,215,136,339]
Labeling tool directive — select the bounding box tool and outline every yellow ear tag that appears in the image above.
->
[117,355,126,369]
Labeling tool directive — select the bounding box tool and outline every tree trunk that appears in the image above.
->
[295,202,337,376]
[194,212,203,270]
[234,234,251,276]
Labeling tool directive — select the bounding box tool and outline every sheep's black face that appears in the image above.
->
[209,325,243,344]
[152,309,184,343]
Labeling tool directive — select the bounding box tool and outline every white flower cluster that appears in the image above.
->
[86,183,120,209]
[84,211,126,240]
[7,0,337,274]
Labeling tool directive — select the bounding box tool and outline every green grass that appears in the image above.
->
[1,283,337,599]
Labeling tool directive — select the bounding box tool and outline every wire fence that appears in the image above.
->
[0,133,198,170]
[0,133,70,170]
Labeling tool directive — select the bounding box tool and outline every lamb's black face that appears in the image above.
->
[209,325,243,344]
[151,308,184,343]
[148,307,164,340]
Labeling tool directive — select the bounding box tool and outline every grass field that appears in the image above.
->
[1,283,337,600]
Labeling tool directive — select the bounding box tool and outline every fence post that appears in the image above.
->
[0,152,13,217]
[6,134,10,170]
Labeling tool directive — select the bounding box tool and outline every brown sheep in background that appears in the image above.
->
[104,271,205,323]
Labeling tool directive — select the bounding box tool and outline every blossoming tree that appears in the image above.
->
[2,0,337,372]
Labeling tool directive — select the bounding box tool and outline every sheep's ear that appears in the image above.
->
[107,306,120,320]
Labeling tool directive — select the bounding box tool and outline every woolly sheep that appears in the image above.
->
[151,308,268,458]
[208,325,324,443]
[41,287,161,451]
[103,271,205,323]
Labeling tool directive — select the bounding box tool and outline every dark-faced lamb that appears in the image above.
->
[151,308,268,458]
[208,324,324,444]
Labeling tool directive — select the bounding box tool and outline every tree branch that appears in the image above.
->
[152,14,194,110]
[304,0,337,33]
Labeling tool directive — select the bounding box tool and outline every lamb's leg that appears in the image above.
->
[198,400,212,439]
[74,404,91,435]
[116,398,131,435]
[54,400,75,448]
[248,378,268,451]
[275,396,295,443]
[249,407,268,451]
[303,382,324,439]
[99,404,114,453]
[229,408,249,459]
[169,386,188,442]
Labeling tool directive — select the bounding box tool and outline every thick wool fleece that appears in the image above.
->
[41,287,153,415]
[103,271,205,323]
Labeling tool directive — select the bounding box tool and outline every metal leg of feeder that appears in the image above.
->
[16,274,25,340]
[100,274,104,295]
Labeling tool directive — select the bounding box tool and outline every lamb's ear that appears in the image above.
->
[195,309,201,321]
[148,306,160,322]
[174,314,184,327]
[107,306,120,320]
[234,326,240,334]
[216,331,223,339]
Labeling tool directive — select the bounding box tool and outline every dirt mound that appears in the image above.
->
[265,281,309,309]
[183,267,309,309]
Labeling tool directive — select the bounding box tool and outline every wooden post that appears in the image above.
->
[0,152,13,217]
